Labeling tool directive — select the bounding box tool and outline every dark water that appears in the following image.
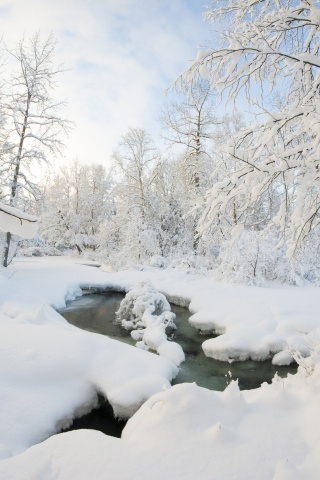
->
[170,304,297,390]
[60,292,297,392]
[60,292,135,346]
[59,394,126,438]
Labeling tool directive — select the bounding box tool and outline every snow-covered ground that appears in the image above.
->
[0,258,178,457]
[1,256,320,479]
[2,374,320,480]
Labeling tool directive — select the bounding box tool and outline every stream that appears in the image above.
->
[58,291,297,436]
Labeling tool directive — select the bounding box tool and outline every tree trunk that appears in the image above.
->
[2,232,12,267]
[2,92,31,267]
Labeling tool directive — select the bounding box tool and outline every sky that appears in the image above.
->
[0,0,213,171]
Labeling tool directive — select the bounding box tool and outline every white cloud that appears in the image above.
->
[0,0,212,170]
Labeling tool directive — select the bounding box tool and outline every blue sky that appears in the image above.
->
[0,0,213,169]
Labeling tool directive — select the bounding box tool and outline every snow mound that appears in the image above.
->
[116,281,171,322]
[117,282,185,366]
[4,356,320,479]
[272,351,294,366]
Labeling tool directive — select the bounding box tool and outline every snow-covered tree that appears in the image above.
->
[112,127,159,218]
[41,160,111,253]
[179,0,320,261]
[109,128,162,263]
[148,158,195,258]
[0,33,70,266]
[162,79,217,193]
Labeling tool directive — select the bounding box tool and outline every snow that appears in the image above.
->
[199,63,210,79]
[98,266,320,364]
[0,260,178,456]
[1,257,320,478]
[272,351,294,366]
[0,202,38,239]
[116,282,185,366]
[2,370,320,479]
[8,257,320,364]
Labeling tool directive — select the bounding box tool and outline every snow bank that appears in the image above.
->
[116,282,185,366]
[1,358,320,479]
[0,267,177,456]
[0,203,38,239]
[7,257,320,364]
[1,257,320,478]
[99,266,320,364]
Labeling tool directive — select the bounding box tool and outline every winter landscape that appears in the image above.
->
[1,1,320,479]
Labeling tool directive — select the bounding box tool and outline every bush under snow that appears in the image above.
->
[116,282,185,366]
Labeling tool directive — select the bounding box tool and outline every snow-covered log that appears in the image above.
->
[0,202,38,239]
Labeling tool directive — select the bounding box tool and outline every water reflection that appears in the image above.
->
[170,304,297,390]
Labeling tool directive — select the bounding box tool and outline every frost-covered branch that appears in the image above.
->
[177,0,320,259]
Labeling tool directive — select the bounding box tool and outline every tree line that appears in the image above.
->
[1,1,320,285]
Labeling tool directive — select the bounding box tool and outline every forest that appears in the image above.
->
[1,0,320,287]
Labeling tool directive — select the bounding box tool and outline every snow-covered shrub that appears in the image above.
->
[216,230,291,285]
[214,227,320,286]
[149,255,167,268]
[292,232,320,286]
[168,252,215,275]
[169,254,197,270]
[15,235,64,258]
[116,282,185,366]
[18,246,63,257]
[273,330,320,377]
[116,282,172,326]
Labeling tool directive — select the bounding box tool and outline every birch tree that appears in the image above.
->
[0,33,70,266]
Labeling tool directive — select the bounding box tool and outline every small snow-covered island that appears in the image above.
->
[1,1,320,479]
